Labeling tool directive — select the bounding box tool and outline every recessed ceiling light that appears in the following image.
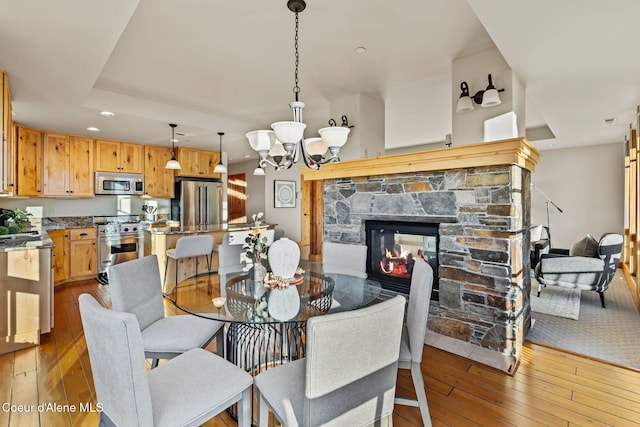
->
[99,111,115,117]
[355,46,366,54]
[87,126,100,132]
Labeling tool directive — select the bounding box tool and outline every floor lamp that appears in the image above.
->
[531,184,563,248]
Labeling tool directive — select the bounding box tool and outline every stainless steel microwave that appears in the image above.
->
[95,172,144,195]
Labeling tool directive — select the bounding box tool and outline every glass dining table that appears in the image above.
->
[171,268,387,422]
[174,269,384,370]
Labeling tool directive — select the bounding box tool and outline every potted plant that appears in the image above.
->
[0,208,32,231]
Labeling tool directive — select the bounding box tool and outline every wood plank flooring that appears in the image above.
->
[1,277,640,426]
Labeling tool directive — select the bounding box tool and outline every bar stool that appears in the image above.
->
[164,235,214,298]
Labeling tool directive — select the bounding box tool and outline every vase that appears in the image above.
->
[251,262,267,283]
[268,237,300,279]
[267,286,300,321]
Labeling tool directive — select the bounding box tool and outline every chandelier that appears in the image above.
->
[246,0,351,176]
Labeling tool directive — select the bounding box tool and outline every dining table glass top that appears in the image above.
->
[172,269,384,324]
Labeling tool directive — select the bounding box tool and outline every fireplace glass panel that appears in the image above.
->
[365,220,438,297]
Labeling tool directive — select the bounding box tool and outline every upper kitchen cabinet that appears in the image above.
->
[144,145,175,198]
[95,139,144,174]
[43,133,94,197]
[176,148,221,179]
[1,70,14,195]
[15,126,42,197]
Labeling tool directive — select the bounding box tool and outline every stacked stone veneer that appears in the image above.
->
[323,164,532,363]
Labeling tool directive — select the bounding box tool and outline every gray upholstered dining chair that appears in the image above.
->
[108,255,224,367]
[78,293,252,427]
[322,241,368,278]
[395,257,433,426]
[255,294,406,427]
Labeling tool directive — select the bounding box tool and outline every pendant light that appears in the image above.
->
[165,123,181,170]
[213,132,227,174]
[245,0,350,175]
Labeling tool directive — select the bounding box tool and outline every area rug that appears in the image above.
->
[526,270,640,369]
[530,282,581,320]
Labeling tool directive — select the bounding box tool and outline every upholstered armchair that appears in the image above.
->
[535,233,623,308]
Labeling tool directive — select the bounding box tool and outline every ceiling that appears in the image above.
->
[1,0,639,165]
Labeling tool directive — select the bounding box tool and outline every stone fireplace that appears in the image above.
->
[301,138,539,373]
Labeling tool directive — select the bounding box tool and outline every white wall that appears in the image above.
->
[264,165,301,241]
[531,143,624,249]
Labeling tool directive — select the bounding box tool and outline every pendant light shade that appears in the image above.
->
[246,130,275,152]
[213,132,227,174]
[165,123,181,170]
[318,126,350,149]
[271,121,306,145]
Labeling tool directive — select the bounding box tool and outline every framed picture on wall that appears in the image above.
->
[274,180,296,208]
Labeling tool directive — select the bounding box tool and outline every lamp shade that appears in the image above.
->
[304,137,328,157]
[165,158,181,170]
[246,130,275,152]
[253,166,265,176]
[456,96,474,113]
[481,88,501,107]
[271,121,306,144]
[318,126,350,149]
[214,163,227,173]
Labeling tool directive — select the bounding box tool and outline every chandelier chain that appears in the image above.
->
[293,12,300,100]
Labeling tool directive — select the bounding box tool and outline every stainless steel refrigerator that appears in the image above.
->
[171,177,223,226]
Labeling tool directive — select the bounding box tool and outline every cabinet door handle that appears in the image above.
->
[79,233,88,237]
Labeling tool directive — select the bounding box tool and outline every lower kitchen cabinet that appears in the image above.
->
[69,228,98,279]
[48,229,69,284]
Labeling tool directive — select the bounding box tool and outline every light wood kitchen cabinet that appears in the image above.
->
[48,228,69,284]
[176,148,221,178]
[43,133,94,197]
[15,125,42,196]
[144,145,175,198]
[69,227,97,279]
[95,139,144,173]
[1,70,14,195]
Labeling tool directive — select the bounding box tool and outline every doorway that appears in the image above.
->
[228,173,246,223]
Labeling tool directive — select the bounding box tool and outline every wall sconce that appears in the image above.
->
[456,74,505,113]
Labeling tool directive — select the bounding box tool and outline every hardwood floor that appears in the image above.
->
[2,277,640,426]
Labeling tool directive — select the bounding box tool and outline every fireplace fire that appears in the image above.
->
[365,220,439,296]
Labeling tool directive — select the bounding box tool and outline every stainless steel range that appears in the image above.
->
[93,215,144,277]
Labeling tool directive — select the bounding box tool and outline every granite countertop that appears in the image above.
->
[42,217,95,229]
[0,231,54,252]
[145,223,276,235]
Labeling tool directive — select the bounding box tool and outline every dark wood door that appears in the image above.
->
[228,173,246,223]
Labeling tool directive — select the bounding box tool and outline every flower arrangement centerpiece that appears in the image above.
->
[244,212,269,282]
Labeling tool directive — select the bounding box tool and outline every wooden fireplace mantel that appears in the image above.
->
[300,137,539,181]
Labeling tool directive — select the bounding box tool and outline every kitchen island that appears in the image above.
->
[144,223,276,287]
[0,232,54,355]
